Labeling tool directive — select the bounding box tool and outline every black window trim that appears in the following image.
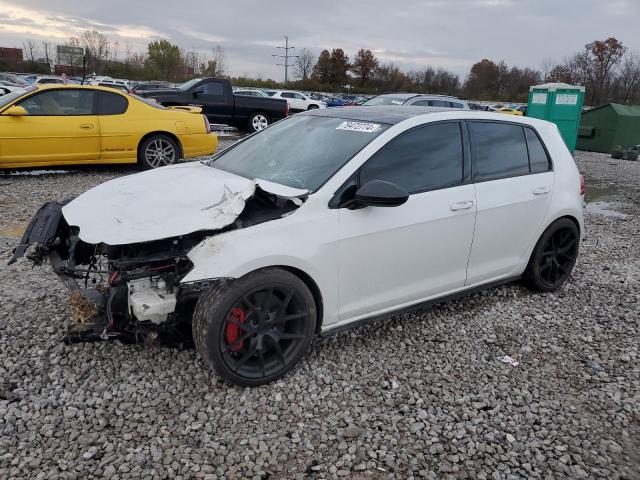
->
[329,120,468,208]
[16,87,97,117]
[465,119,554,184]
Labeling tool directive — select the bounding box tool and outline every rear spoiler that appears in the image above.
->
[168,106,203,114]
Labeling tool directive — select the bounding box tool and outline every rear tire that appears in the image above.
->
[138,134,180,169]
[247,112,270,133]
[192,268,316,387]
[524,218,579,292]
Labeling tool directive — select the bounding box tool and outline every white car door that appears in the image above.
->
[336,122,477,321]
[465,121,554,285]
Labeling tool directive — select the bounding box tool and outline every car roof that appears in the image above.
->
[299,105,553,129]
[298,105,453,124]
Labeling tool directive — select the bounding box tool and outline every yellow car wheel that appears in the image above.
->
[139,134,180,170]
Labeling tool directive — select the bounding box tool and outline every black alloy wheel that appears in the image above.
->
[192,269,316,386]
[525,218,579,292]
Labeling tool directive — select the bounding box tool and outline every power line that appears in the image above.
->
[272,36,299,83]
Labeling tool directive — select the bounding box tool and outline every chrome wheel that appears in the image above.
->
[144,138,176,168]
[251,114,269,132]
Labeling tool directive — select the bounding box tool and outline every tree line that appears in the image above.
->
[8,32,640,105]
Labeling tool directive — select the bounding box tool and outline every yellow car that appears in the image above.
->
[0,84,218,169]
[496,107,524,116]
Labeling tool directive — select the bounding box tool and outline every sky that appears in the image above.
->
[1,0,639,81]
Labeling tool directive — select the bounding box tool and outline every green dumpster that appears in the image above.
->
[576,103,640,154]
[527,83,585,152]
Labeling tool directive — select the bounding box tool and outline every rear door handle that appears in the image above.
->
[79,123,94,130]
[450,200,474,211]
[533,186,551,196]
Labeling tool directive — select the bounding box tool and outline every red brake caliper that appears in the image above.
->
[225,307,245,352]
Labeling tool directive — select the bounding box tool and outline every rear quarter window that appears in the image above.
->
[469,122,529,181]
[525,128,552,173]
[97,91,128,115]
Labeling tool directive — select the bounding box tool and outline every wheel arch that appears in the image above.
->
[234,265,324,335]
[138,131,184,159]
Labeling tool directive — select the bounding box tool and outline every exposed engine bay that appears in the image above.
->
[9,182,304,347]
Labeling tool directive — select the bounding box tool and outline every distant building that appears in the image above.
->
[0,47,23,68]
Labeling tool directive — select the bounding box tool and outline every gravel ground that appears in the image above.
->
[0,150,639,480]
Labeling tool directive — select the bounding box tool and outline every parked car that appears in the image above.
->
[130,81,171,93]
[268,90,327,112]
[26,75,65,85]
[0,80,26,95]
[12,106,583,386]
[0,72,29,86]
[0,85,217,169]
[138,77,289,132]
[363,93,470,109]
[97,82,130,93]
[316,96,346,107]
[234,89,269,97]
[496,107,524,116]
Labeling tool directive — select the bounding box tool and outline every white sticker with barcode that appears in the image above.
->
[336,121,381,133]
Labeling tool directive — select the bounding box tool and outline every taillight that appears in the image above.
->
[580,175,585,195]
[203,115,211,134]
[284,103,289,116]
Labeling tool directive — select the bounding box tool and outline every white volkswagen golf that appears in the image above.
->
[12,106,584,386]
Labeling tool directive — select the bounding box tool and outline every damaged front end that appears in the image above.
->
[9,178,304,347]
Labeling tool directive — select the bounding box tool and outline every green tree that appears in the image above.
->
[351,49,378,86]
[313,49,332,84]
[146,40,182,81]
[329,48,350,87]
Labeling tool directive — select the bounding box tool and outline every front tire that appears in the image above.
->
[192,269,316,387]
[307,104,319,110]
[138,134,179,169]
[247,112,270,132]
[524,218,579,292]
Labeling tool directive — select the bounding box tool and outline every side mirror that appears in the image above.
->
[3,105,27,116]
[353,180,409,208]
[192,88,204,97]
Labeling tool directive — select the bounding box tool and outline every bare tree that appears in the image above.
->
[540,57,555,82]
[202,46,226,77]
[616,51,640,102]
[81,30,111,73]
[294,48,314,81]
[22,39,39,63]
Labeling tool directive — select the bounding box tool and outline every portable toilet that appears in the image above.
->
[527,83,585,152]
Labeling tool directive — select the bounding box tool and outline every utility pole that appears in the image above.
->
[272,36,298,83]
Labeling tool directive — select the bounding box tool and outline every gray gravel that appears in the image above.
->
[1,150,639,479]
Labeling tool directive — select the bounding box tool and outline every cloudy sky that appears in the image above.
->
[1,0,639,80]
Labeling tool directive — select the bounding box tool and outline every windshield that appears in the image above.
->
[178,78,203,91]
[363,95,412,106]
[0,86,35,109]
[209,115,389,192]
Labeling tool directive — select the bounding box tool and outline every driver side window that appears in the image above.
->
[18,89,95,116]
[360,122,464,194]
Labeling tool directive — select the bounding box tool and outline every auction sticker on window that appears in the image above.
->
[336,121,381,133]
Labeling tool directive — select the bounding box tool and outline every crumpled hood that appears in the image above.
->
[62,162,307,245]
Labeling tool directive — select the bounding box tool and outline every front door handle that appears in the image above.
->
[533,186,551,196]
[450,200,474,211]
[79,123,94,130]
